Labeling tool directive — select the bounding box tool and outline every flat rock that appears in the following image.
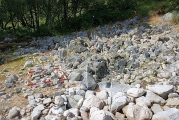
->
[147,85,174,99]
[152,108,179,120]
[127,88,145,98]
[98,82,133,96]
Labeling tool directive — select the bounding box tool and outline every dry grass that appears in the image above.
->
[149,14,179,33]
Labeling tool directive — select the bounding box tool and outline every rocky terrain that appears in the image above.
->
[0,13,179,120]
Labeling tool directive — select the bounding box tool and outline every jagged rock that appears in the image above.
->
[127,88,145,98]
[152,108,179,120]
[31,105,44,120]
[68,72,81,81]
[147,85,174,99]
[55,96,65,106]
[82,95,104,110]
[151,104,163,114]
[146,90,166,105]
[123,103,152,120]
[136,96,151,107]
[81,72,97,90]
[110,92,127,113]
[67,96,78,108]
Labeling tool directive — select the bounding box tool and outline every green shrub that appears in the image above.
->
[171,11,179,24]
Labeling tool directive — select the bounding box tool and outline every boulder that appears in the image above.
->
[147,85,174,99]
[96,90,108,100]
[82,95,104,110]
[90,109,117,120]
[7,106,20,119]
[166,98,179,107]
[123,103,153,120]
[152,108,179,120]
[81,72,97,90]
[67,96,78,108]
[127,88,145,98]
[54,96,65,106]
[98,82,133,96]
[136,96,151,107]
[24,61,33,68]
[68,72,81,81]
[146,90,166,105]
[151,104,163,114]
[110,92,127,113]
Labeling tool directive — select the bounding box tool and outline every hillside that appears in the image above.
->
[0,13,179,120]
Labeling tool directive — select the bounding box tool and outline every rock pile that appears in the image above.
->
[1,13,179,120]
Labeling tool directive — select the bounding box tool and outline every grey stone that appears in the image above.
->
[33,104,45,112]
[90,109,117,120]
[7,106,20,119]
[82,95,104,110]
[68,72,81,81]
[43,98,52,104]
[85,90,95,99]
[166,98,179,107]
[0,91,5,96]
[151,104,163,114]
[74,95,83,101]
[49,106,64,115]
[0,115,6,120]
[55,96,65,106]
[98,82,133,96]
[67,96,78,108]
[152,108,179,120]
[110,92,127,113]
[34,93,43,99]
[76,90,86,96]
[147,85,174,99]
[81,72,97,90]
[127,88,145,98]
[146,90,166,105]
[162,12,173,21]
[132,61,140,69]
[24,61,33,67]
[123,103,153,120]
[96,90,108,100]
[136,96,151,107]
[31,110,41,120]
[14,87,21,93]
[168,93,179,98]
